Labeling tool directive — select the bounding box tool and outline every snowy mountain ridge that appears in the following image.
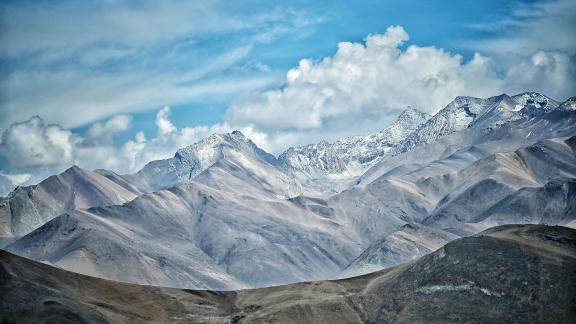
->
[1,91,566,199]
[133,130,278,191]
[142,91,564,191]
[397,92,562,154]
[278,107,430,179]
[126,106,432,195]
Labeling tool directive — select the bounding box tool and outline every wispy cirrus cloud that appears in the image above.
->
[0,0,323,131]
[465,0,576,56]
[0,1,317,56]
[0,47,277,131]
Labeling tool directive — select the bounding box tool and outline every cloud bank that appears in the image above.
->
[227,26,502,132]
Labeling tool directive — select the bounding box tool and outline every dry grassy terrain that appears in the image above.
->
[1,224,575,323]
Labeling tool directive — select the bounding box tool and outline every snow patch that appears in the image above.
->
[416,284,502,297]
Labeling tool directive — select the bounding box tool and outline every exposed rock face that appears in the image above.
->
[1,224,575,323]
[132,131,281,192]
[278,107,430,180]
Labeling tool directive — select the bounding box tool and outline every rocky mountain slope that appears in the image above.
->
[0,106,429,246]
[6,181,360,289]
[2,224,575,323]
[341,223,459,277]
[278,107,430,191]
[421,136,576,229]
[0,166,144,245]
[397,92,559,154]
[334,135,576,274]
[130,131,286,192]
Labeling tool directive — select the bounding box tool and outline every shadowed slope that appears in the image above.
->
[1,224,575,323]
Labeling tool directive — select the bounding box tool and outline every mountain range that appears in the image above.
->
[1,91,575,290]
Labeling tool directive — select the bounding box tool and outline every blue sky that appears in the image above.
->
[0,0,575,188]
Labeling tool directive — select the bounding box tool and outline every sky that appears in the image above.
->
[0,0,575,190]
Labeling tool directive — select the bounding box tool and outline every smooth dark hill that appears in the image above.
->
[1,224,575,323]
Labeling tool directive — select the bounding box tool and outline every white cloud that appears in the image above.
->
[0,172,31,186]
[501,51,576,100]
[156,107,177,136]
[0,117,74,168]
[0,1,281,57]
[227,26,504,133]
[84,115,132,146]
[0,44,279,132]
[0,1,321,131]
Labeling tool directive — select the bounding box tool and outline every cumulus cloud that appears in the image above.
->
[502,51,576,97]
[156,107,177,136]
[0,117,74,168]
[225,25,575,148]
[0,115,130,173]
[227,26,501,132]
[84,115,132,146]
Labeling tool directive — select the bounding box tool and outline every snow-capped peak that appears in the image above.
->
[277,107,430,180]
[132,91,572,195]
[559,97,576,111]
[136,130,277,191]
[398,96,492,152]
[397,92,569,155]
[175,130,271,162]
[512,92,560,113]
[397,106,429,121]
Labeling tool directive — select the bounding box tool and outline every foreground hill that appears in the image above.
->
[1,224,575,323]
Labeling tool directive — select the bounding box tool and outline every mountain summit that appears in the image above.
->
[133,130,278,191]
